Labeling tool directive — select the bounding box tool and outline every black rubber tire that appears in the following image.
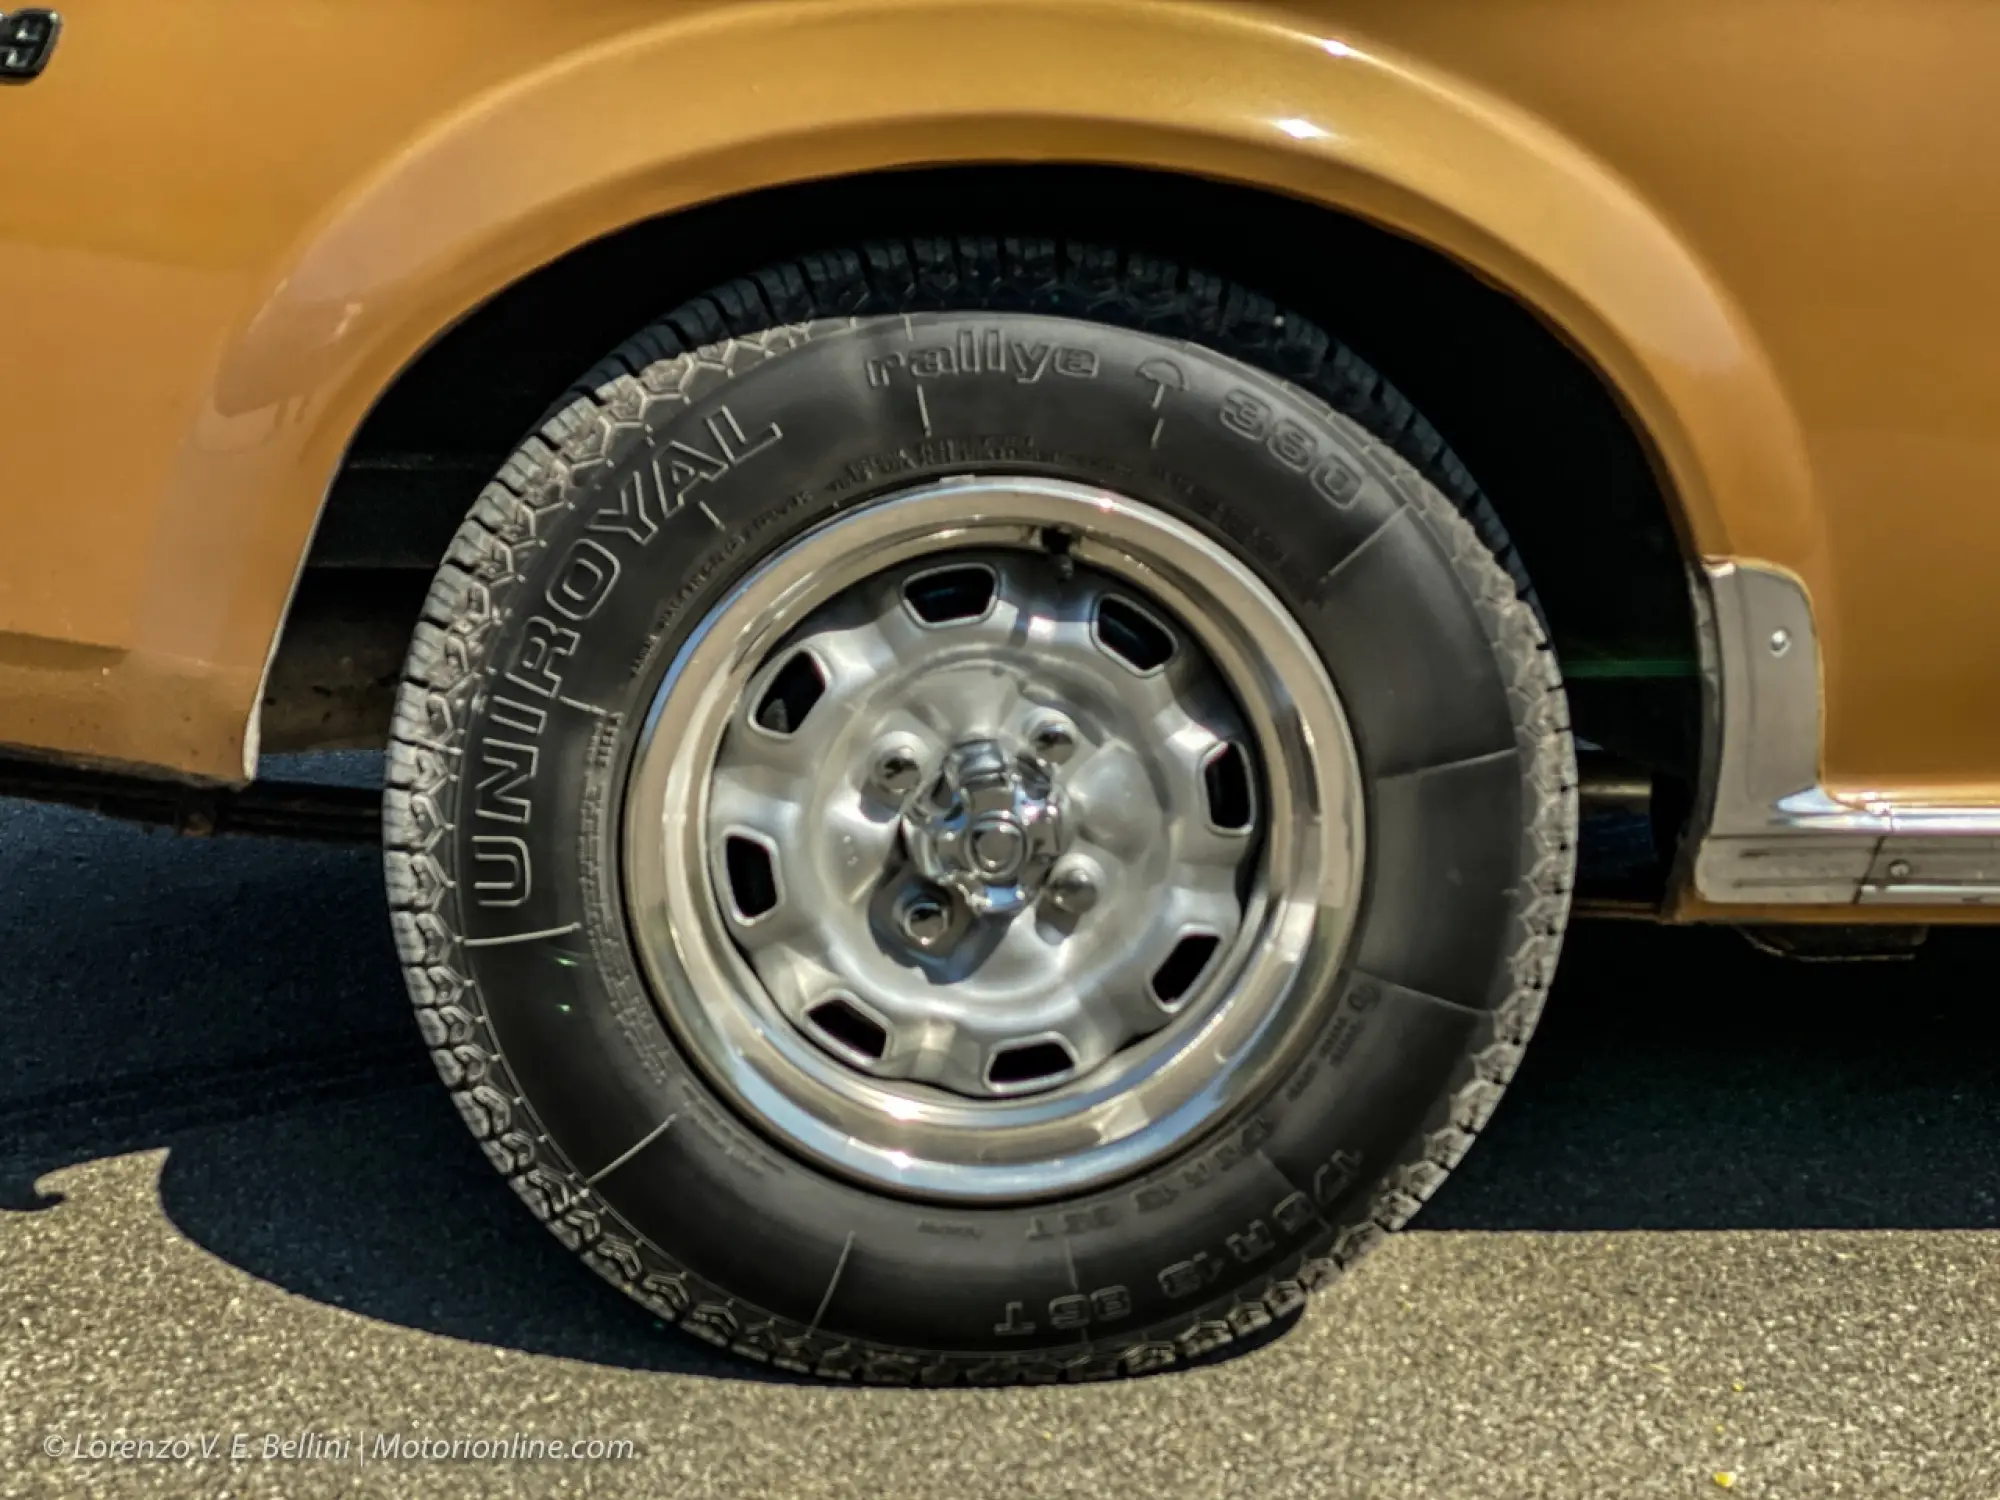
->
[385,238,1576,1384]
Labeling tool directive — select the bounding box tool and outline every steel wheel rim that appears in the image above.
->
[623,476,1364,1203]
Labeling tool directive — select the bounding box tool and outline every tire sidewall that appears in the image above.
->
[428,311,1534,1367]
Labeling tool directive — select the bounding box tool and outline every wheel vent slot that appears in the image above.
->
[753,651,827,734]
[807,996,889,1062]
[723,834,781,920]
[1093,595,1176,673]
[1202,743,1255,832]
[903,564,998,625]
[986,1039,1077,1090]
[1151,933,1222,1007]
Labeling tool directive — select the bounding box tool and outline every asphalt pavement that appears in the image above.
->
[4,787,2000,1499]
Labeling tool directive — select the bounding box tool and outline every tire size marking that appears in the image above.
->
[993,1286,1133,1337]
[1154,1150,1362,1300]
[1131,1116,1272,1215]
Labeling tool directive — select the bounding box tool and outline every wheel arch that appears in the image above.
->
[234,1,1815,780]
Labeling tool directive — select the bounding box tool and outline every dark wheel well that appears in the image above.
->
[277,165,1696,781]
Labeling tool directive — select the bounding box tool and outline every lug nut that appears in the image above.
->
[897,890,953,948]
[1029,715,1078,765]
[870,742,924,798]
[1046,855,1100,915]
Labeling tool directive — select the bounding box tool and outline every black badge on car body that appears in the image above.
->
[0,10,60,82]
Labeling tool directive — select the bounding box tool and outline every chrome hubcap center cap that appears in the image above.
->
[903,739,1063,916]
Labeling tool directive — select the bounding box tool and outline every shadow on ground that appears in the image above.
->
[4,795,1999,1377]
[1422,921,2000,1233]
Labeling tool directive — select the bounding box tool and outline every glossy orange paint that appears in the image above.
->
[0,0,1991,816]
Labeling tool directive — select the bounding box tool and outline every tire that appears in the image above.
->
[385,238,1575,1384]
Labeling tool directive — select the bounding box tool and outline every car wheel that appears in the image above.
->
[385,239,1575,1383]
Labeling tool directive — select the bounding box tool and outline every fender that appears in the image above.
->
[28,0,1822,782]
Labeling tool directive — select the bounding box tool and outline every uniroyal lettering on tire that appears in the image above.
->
[385,238,1576,1383]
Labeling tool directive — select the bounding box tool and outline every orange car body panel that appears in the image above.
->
[0,1,1992,832]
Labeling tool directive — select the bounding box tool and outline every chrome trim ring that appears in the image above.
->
[622,476,1364,1202]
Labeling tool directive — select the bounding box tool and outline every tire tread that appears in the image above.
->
[384,237,1576,1384]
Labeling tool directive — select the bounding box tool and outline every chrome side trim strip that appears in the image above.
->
[1690,560,2000,905]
